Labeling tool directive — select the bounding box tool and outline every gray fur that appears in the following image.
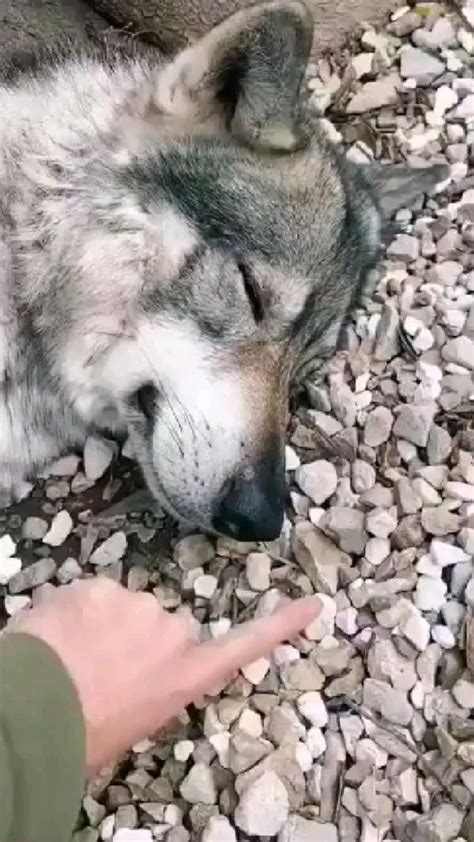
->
[0,1,444,537]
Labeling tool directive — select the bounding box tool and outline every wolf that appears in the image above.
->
[0,0,445,541]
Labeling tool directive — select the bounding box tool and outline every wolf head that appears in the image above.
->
[39,1,444,539]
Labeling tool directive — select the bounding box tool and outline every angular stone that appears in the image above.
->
[278,816,338,842]
[295,460,338,505]
[347,78,398,114]
[324,507,368,555]
[296,692,328,728]
[363,679,413,726]
[374,305,400,363]
[415,575,447,612]
[174,535,214,570]
[366,507,397,539]
[43,510,73,547]
[180,764,216,805]
[291,522,349,596]
[387,233,420,263]
[405,803,464,842]
[202,816,236,842]
[235,772,289,837]
[442,336,474,370]
[400,46,445,86]
[83,435,115,481]
[421,506,460,536]
[367,638,417,692]
[90,532,127,567]
[393,403,436,448]
[8,558,56,593]
[364,407,394,447]
[22,517,49,541]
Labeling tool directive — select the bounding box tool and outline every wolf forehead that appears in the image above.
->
[123,132,381,327]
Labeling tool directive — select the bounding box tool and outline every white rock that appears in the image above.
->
[209,732,230,767]
[430,540,470,567]
[0,556,22,585]
[466,578,474,607]
[100,814,115,841]
[365,538,390,567]
[458,27,474,54]
[355,738,388,768]
[393,403,436,447]
[0,534,16,558]
[388,233,420,262]
[241,657,270,685]
[415,576,447,612]
[45,454,81,477]
[364,407,394,447]
[4,595,32,616]
[432,625,456,649]
[352,52,374,79]
[83,436,115,481]
[456,94,474,119]
[347,78,398,114]
[246,552,271,592]
[399,604,430,651]
[304,594,336,641]
[202,816,236,842]
[446,481,474,503]
[434,85,458,115]
[366,507,397,539]
[174,534,214,569]
[296,692,328,727]
[295,460,338,505]
[238,709,263,738]
[411,681,425,710]
[90,532,127,566]
[194,574,218,599]
[400,46,445,86]
[22,517,49,541]
[352,460,376,493]
[273,644,300,667]
[179,763,216,804]
[42,510,73,547]
[336,607,358,636]
[417,554,442,578]
[442,336,474,369]
[452,674,474,709]
[295,742,313,772]
[174,740,194,762]
[306,727,327,759]
[278,816,338,842]
[285,446,300,471]
[113,832,153,842]
[235,771,289,837]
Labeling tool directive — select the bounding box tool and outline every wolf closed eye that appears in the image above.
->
[0,0,446,537]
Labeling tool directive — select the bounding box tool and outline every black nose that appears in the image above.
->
[213,458,285,542]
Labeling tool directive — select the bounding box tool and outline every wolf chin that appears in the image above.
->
[0,1,445,540]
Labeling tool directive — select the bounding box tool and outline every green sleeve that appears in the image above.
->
[0,632,86,842]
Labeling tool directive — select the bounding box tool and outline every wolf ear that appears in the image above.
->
[147,0,313,152]
[370,162,449,220]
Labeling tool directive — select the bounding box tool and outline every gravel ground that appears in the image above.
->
[1,2,474,841]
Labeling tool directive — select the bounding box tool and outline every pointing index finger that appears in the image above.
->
[180,596,322,702]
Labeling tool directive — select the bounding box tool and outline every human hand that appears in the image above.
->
[8,578,320,776]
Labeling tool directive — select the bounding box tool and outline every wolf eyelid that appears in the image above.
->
[237,262,264,323]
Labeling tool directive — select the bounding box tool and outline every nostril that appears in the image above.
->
[213,471,284,543]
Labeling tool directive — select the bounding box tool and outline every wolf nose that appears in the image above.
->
[213,461,285,542]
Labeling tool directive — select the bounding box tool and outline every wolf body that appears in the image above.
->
[0,1,444,538]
